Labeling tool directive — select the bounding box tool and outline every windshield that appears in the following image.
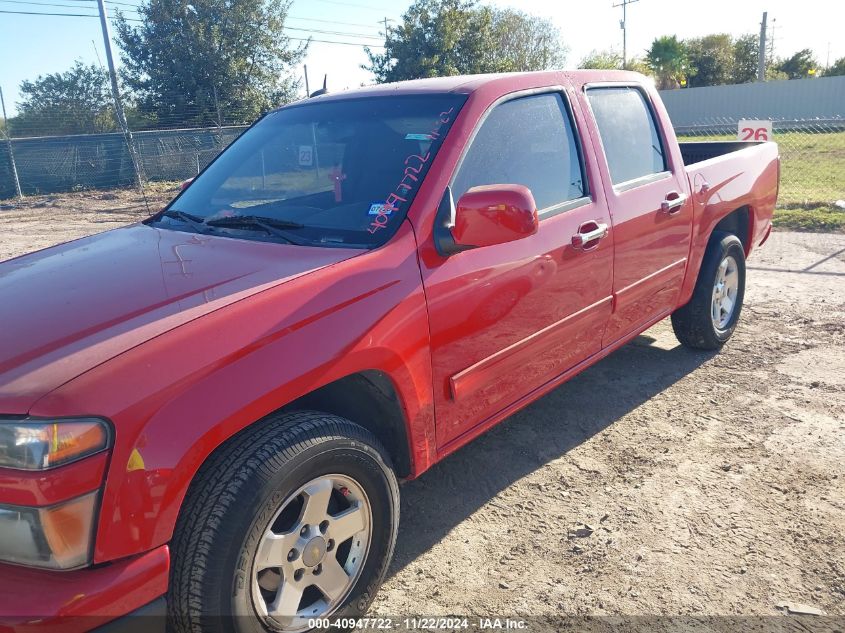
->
[158,94,466,248]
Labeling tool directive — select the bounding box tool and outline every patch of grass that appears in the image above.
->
[773,204,845,232]
[144,180,184,194]
[678,130,845,209]
[775,131,845,207]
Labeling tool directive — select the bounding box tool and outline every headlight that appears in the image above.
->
[0,418,110,470]
[0,492,98,569]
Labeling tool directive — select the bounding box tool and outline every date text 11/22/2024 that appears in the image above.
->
[308,617,529,630]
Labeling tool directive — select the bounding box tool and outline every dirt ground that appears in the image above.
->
[1,189,843,619]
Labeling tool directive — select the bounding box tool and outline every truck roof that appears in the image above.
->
[294,70,648,105]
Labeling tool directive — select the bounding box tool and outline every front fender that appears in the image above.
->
[30,223,435,563]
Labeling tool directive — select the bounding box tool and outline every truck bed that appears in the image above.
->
[679,140,764,166]
[682,139,779,266]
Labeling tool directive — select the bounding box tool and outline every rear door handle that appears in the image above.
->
[661,192,687,215]
[571,222,608,249]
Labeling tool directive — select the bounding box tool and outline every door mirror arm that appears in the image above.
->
[433,186,473,257]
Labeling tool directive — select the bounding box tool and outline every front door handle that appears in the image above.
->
[661,192,688,215]
[571,222,608,249]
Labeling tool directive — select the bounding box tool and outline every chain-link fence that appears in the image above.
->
[2,98,844,208]
[0,86,262,198]
[0,125,251,197]
[676,117,845,209]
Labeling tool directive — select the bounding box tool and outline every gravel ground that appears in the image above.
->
[2,189,843,620]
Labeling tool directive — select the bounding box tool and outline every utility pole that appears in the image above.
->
[613,0,639,69]
[96,0,144,190]
[0,86,23,199]
[382,16,392,38]
[757,11,767,81]
[304,64,310,96]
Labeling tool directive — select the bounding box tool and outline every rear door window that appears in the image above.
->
[451,92,587,212]
[586,86,667,185]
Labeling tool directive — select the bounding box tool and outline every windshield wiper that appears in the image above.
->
[205,215,306,244]
[207,215,305,229]
[160,209,212,233]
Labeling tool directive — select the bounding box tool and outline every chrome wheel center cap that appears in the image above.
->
[302,536,327,567]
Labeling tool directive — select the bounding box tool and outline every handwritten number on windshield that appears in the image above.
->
[367,107,455,234]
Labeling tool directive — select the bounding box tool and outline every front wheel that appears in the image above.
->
[168,412,400,633]
[671,231,746,350]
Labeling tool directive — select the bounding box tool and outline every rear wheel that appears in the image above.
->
[168,411,399,633]
[671,232,746,350]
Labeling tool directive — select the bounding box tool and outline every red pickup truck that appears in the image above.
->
[0,71,778,631]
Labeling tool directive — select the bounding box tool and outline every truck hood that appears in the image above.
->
[0,224,360,413]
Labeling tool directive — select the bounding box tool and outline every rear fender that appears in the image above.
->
[678,143,779,307]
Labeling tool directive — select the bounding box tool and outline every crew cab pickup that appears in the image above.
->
[0,71,779,632]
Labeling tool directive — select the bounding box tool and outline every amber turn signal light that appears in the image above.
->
[0,418,110,470]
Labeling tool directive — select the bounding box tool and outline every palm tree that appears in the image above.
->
[646,36,689,89]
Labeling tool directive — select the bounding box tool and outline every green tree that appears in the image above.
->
[765,63,788,82]
[577,50,651,74]
[364,0,566,83]
[626,57,653,75]
[776,48,819,79]
[646,35,689,89]
[486,8,567,72]
[732,34,759,84]
[115,0,306,128]
[578,49,623,70]
[685,33,734,87]
[824,57,845,77]
[12,61,116,136]
[364,0,486,82]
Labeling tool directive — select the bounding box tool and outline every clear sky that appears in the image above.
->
[1,0,843,116]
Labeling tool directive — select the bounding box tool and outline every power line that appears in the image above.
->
[0,0,138,13]
[284,25,381,40]
[0,8,385,45]
[91,37,104,67]
[3,7,382,39]
[55,0,143,7]
[288,36,383,47]
[102,3,384,32]
[59,0,141,5]
[286,15,380,29]
[47,0,390,14]
[105,4,383,34]
[88,0,383,24]
[71,0,385,9]
[6,0,388,24]
[306,0,384,11]
[0,0,109,8]
[0,0,142,14]
[0,7,141,17]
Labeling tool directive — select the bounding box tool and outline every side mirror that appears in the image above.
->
[452,184,538,249]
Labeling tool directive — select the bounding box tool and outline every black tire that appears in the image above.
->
[167,411,400,633]
[671,231,746,350]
